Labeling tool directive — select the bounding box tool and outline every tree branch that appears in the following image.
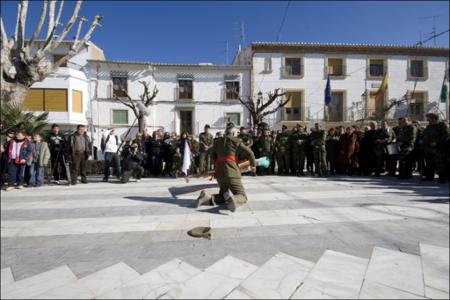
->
[54,0,64,28]
[13,2,21,46]
[115,89,139,118]
[16,0,29,57]
[73,16,86,47]
[259,88,285,113]
[1,17,8,50]
[29,0,48,47]
[261,97,290,117]
[46,0,56,40]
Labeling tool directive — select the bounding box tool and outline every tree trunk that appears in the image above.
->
[0,82,29,106]
[138,114,146,134]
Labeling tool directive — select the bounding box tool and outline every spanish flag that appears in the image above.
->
[375,73,388,102]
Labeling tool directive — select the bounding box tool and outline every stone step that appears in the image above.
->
[0,265,77,299]
[97,258,201,299]
[364,246,425,297]
[163,255,258,299]
[1,267,14,286]
[34,262,140,299]
[419,243,449,298]
[291,250,369,299]
[227,252,314,299]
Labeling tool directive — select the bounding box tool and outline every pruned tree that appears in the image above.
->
[238,88,289,129]
[114,81,159,133]
[1,0,102,105]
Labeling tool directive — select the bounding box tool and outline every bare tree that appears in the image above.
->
[1,0,101,105]
[238,88,289,129]
[115,81,159,133]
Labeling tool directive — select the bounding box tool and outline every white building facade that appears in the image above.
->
[233,42,449,128]
[21,41,449,150]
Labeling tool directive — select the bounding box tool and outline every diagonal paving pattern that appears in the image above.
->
[1,175,449,299]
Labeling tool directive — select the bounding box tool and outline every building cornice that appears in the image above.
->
[87,59,250,70]
[251,42,450,57]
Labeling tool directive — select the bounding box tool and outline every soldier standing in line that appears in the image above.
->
[397,117,417,179]
[196,122,256,212]
[275,125,291,175]
[422,113,449,183]
[290,124,308,176]
[310,123,327,177]
[199,125,214,174]
[255,125,274,175]
[237,127,253,163]
[373,120,396,177]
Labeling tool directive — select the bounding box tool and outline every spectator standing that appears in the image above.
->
[199,125,214,174]
[47,124,67,183]
[27,133,50,187]
[325,127,340,175]
[101,128,121,182]
[5,130,32,191]
[67,125,91,185]
[397,117,417,179]
[338,126,359,175]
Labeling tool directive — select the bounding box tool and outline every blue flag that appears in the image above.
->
[324,75,332,106]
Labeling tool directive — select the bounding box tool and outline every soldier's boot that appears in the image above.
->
[196,190,212,208]
[223,190,237,213]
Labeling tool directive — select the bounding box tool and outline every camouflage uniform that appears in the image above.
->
[398,124,417,179]
[423,121,449,182]
[255,135,274,175]
[373,127,396,176]
[275,130,291,175]
[290,130,308,175]
[310,129,327,176]
[199,132,213,174]
[237,132,253,162]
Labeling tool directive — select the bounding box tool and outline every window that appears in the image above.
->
[225,81,240,100]
[72,90,83,113]
[283,91,303,121]
[327,58,345,77]
[112,76,128,97]
[284,57,303,77]
[53,54,67,67]
[112,110,128,125]
[178,79,193,99]
[23,88,68,112]
[409,91,426,121]
[409,59,427,78]
[368,59,385,78]
[226,113,241,126]
[264,57,272,72]
[328,91,345,121]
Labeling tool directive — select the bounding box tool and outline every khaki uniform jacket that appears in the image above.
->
[211,136,256,179]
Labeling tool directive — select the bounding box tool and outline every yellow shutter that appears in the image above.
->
[72,90,83,113]
[44,89,67,112]
[23,89,44,111]
[285,91,302,108]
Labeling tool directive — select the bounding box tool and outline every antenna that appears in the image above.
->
[420,15,441,45]
[240,20,245,47]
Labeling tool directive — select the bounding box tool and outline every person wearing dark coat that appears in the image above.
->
[338,126,360,175]
[359,122,377,175]
[325,127,340,175]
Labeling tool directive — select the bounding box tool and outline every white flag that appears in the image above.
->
[182,140,191,175]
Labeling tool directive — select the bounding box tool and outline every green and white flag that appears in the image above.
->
[440,74,448,103]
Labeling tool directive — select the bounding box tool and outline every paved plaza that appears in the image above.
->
[1,175,449,299]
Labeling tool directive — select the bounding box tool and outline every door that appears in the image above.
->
[180,110,193,134]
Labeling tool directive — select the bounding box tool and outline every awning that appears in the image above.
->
[224,75,239,81]
[175,102,195,109]
[177,74,194,80]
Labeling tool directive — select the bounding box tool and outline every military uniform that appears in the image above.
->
[199,132,213,174]
[373,127,396,176]
[197,132,256,212]
[290,130,308,175]
[310,129,327,176]
[237,132,253,162]
[397,124,417,179]
[275,131,291,175]
[255,135,274,175]
[189,139,200,174]
[423,121,449,182]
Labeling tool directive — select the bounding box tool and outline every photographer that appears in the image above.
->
[121,143,144,183]
[47,124,67,184]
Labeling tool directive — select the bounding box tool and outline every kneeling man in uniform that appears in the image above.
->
[196,122,256,212]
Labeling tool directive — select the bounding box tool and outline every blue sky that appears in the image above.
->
[1,1,449,64]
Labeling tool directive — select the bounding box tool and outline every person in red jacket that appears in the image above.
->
[5,130,32,191]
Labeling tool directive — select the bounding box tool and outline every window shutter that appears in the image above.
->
[45,89,68,112]
[23,89,44,111]
[72,90,83,113]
